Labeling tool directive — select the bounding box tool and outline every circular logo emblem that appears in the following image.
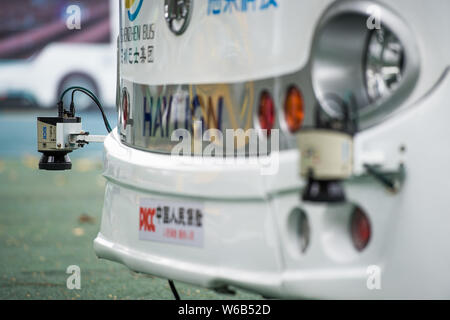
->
[125,0,144,22]
[164,0,193,35]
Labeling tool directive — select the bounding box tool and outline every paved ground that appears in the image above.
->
[0,157,261,300]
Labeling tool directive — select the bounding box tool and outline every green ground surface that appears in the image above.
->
[0,158,260,300]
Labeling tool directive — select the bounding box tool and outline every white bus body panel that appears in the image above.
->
[95,70,450,298]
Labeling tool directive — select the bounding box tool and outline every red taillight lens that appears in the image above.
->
[123,94,128,125]
[351,207,371,251]
[258,91,275,135]
[284,86,304,133]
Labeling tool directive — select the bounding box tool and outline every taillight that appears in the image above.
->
[350,207,371,251]
[284,86,304,132]
[123,93,128,125]
[258,90,275,135]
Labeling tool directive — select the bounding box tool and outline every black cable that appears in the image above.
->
[69,88,112,133]
[71,89,111,132]
[168,280,180,300]
[60,86,98,103]
[71,88,101,107]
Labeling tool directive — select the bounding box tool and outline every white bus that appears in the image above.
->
[93,0,450,299]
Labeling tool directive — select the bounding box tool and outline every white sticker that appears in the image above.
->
[139,198,204,248]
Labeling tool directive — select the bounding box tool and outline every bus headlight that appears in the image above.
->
[310,1,420,129]
[365,26,405,102]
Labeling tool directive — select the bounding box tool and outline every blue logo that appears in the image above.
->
[126,0,144,22]
[207,0,278,15]
[43,126,47,139]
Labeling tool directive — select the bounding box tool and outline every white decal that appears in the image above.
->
[139,198,204,247]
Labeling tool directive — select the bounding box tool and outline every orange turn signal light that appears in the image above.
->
[284,86,305,133]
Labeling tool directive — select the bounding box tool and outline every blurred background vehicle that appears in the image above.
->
[0,0,118,110]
